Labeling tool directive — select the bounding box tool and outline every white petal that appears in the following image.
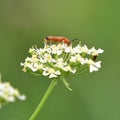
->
[63,67,68,71]
[57,50,62,55]
[55,70,61,75]
[81,58,88,65]
[18,95,26,100]
[40,58,47,63]
[8,87,15,95]
[33,63,38,67]
[94,61,101,68]
[8,96,15,102]
[43,71,49,76]
[98,49,104,53]
[20,63,24,66]
[90,65,99,72]
[70,57,76,62]
[81,45,89,53]
[65,46,72,53]
[0,84,5,90]
[52,59,57,63]
[0,91,4,96]
[71,69,76,73]
[49,74,57,78]
[31,67,37,72]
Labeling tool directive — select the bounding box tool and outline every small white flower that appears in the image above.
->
[57,58,66,65]
[8,87,15,95]
[20,62,25,66]
[25,55,39,63]
[72,44,82,54]
[50,44,63,55]
[80,45,89,53]
[39,57,47,63]
[43,67,61,78]
[44,53,52,61]
[0,91,4,96]
[55,63,64,69]
[89,47,104,56]
[75,54,84,63]
[34,63,43,70]
[17,95,26,100]
[55,58,67,69]
[39,48,47,54]
[8,96,15,102]
[63,65,76,73]
[0,84,5,90]
[25,57,32,62]
[29,63,43,72]
[70,56,77,63]
[87,59,101,72]
[43,53,56,63]
[27,63,38,72]
[57,43,65,49]
[64,46,72,53]
[22,62,32,71]
[29,48,35,54]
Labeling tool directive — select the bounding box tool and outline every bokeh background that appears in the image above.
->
[0,0,120,120]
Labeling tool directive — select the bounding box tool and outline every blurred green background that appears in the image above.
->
[0,0,120,120]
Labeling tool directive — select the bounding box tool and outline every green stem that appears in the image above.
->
[29,79,57,120]
[59,76,72,91]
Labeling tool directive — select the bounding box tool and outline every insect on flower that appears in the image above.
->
[92,55,98,61]
[45,36,71,46]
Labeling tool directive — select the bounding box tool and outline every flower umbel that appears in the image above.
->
[21,42,104,79]
[0,74,26,107]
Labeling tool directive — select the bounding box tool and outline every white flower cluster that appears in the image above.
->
[21,43,104,78]
[0,78,26,107]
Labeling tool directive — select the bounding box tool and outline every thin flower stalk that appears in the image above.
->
[29,79,57,120]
